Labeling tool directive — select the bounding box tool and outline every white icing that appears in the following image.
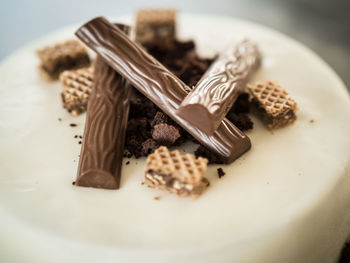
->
[0,14,350,263]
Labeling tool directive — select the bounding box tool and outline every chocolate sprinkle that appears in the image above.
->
[217,168,226,178]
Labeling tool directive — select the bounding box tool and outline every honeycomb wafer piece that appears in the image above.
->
[135,9,176,45]
[247,81,298,129]
[37,40,90,81]
[60,66,94,115]
[145,146,209,198]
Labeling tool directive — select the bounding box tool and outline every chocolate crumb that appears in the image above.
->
[126,161,130,165]
[72,181,76,185]
[74,135,78,138]
[217,168,225,178]
[78,141,82,144]
[152,123,181,145]
[226,112,253,131]
[70,123,77,127]
[141,139,159,156]
[79,135,83,138]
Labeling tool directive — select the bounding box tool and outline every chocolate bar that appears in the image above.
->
[177,40,260,135]
[37,40,90,81]
[247,81,298,129]
[135,9,176,45]
[75,24,131,189]
[75,17,251,164]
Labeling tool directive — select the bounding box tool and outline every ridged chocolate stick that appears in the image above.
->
[76,25,131,189]
[76,17,251,164]
[177,40,261,135]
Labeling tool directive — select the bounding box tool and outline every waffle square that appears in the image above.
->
[59,66,94,115]
[247,81,298,129]
[37,40,90,81]
[145,146,209,198]
[135,9,176,44]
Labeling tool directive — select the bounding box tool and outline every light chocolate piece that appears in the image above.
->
[135,8,176,44]
[75,23,131,189]
[145,146,209,198]
[59,66,94,115]
[177,39,261,135]
[75,17,251,164]
[247,80,298,129]
[37,40,90,81]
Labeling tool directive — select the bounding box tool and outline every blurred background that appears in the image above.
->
[0,0,349,90]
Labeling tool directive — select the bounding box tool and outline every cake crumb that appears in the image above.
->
[154,196,161,201]
[310,119,314,123]
[78,141,82,144]
[72,181,76,185]
[126,161,130,165]
[58,118,62,121]
[70,123,77,127]
[217,168,225,178]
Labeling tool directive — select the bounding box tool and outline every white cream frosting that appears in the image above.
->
[0,14,349,263]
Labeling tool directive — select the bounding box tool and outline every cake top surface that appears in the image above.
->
[0,14,349,263]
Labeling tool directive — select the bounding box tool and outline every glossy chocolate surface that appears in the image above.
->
[76,17,251,163]
[76,24,131,189]
[177,40,260,135]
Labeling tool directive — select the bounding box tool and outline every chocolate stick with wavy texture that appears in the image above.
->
[75,17,251,164]
[76,25,131,189]
[177,40,260,135]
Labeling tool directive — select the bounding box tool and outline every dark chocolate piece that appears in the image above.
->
[76,24,131,189]
[177,40,260,135]
[76,17,251,164]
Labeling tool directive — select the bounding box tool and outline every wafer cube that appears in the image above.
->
[135,9,176,44]
[247,81,297,129]
[60,66,94,115]
[37,40,90,81]
[145,146,209,198]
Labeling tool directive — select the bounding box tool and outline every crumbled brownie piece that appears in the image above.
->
[151,111,170,127]
[217,168,226,178]
[135,9,176,44]
[231,93,251,114]
[194,145,223,164]
[152,123,181,145]
[37,40,90,81]
[141,139,159,156]
[226,112,253,131]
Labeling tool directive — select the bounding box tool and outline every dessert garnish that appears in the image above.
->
[37,40,90,81]
[247,81,298,129]
[75,17,251,164]
[135,8,176,45]
[177,39,261,135]
[145,146,209,198]
[60,66,93,115]
[75,24,131,189]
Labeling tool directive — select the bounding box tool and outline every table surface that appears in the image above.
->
[1,0,349,90]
